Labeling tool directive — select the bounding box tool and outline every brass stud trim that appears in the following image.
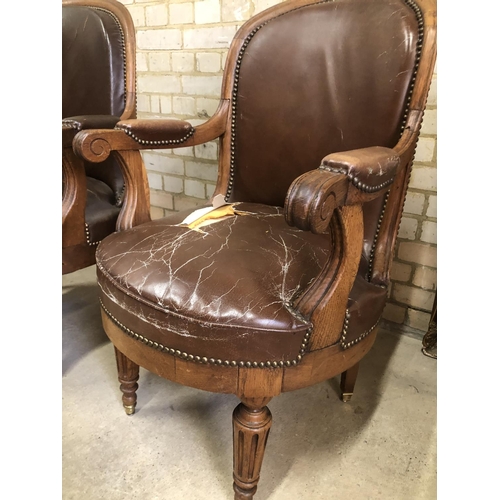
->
[100,298,312,368]
[318,165,395,193]
[115,184,126,207]
[340,308,381,349]
[365,1,424,281]
[366,191,390,281]
[400,0,425,136]
[85,223,101,247]
[89,7,128,109]
[115,126,195,146]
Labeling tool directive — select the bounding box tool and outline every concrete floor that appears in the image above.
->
[62,266,437,500]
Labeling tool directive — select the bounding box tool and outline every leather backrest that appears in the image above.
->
[62,5,126,119]
[63,3,128,205]
[229,0,419,205]
[226,0,420,268]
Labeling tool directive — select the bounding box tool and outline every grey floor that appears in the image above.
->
[62,266,437,500]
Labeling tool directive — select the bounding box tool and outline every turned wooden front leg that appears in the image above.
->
[340,362,360,403]
[232,401,272,500]
[114,347,139,415]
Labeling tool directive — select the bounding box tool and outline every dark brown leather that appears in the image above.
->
[321,147,399,192]
[85,177,121,244]
[62,115,121,131]
[62,5,126,118]
[97,204,324,362]
[96,203,386,362]
[62,4,127,208]
[84,156,126,207]
[115,119,195,144]
[342,274,388,348]
[94,0,423,361]
[228,0,418,267]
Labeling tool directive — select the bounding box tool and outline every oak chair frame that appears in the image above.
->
[73,0,437,498]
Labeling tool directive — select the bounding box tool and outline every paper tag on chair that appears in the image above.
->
[179,194,240,231]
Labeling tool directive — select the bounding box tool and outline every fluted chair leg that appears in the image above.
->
[340,362,360,403]
[114,347,139,415]
[232,401,272,500]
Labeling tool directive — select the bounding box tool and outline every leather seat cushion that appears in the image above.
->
[96,202,386,365]
[85,177,121,244]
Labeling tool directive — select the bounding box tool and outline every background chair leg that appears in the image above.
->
[232,400,272,500]
[340,362,360,403]
[114,347,139,415]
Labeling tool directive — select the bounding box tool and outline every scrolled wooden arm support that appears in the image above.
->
[284,170,347,234]
[284,146,400,234]
[63,115,121,148]
[284,147,400,350]
[73,99,230,163]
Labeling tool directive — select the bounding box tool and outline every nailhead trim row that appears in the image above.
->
[100,298,313,368]
[400,0,425,135]
[367,191,390,282]
[366,1,423,280]
[318,165,395,193]
[90,7,128,109]
[85,223,101,246]
[115,184,126,207]
[340,309,381,349]
[115,125,195,146]
[394,151,417,248]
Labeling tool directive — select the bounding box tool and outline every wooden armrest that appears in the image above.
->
[73,99,230,163]
[284,146,399,234]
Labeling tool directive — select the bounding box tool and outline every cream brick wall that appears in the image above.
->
[118,0,438,334]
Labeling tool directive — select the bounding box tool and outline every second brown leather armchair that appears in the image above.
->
[62,0,150,275]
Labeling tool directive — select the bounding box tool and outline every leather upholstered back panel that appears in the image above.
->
[227,0,419,266]
[62,5,126,119]
[229,0,419,206]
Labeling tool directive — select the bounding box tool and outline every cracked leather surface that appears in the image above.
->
[97,203,328,362]
[97,202,387,362]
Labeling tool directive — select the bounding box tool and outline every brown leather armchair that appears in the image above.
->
[73,0,437,498]
[62,0,150,274]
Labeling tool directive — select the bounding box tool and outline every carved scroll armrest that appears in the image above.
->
[62,115,121,148]
[73,100,230,163]
[284,146,400,233]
